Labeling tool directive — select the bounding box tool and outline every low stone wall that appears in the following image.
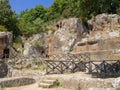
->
[0,77,35,87]
[58,76,113,90]
[44,72,114,90]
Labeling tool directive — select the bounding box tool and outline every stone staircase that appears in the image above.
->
[39,77,59,88]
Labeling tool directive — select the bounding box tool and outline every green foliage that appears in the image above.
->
[115,88,120,90]
[117,4,120,15]
[69,47,73,52]
[19,5,47,36]
[47,27,57,33]
[0,0,21,41]
[34,40,42,47]
[18,0,120,36]
[0,25,7,32]
[13,36,23,53]
[43,0,120,21]
[76,86,81,90]
[20,5,47,22]
[20,18,46,36]
[13,43,21,49]
[1,0,119,38]
[52,79,60,88]
[14,36,23,44]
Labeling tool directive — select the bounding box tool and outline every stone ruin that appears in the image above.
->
[0,31,12,58]
[0,31,12,78]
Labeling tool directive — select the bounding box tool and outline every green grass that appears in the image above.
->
[76,86,81,90]
[69,47,73,52]
[51,79,60,88]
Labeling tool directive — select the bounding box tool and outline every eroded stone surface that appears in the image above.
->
[0,77,35,87]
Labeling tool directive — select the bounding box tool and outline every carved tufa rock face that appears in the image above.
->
[0,32,12,48]
[23,33,47,58]
[47,14,120,55]
[47,18,88,54]
[0,32,12,58]
[88,13,120,31]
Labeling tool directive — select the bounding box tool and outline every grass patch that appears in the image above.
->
[76,86,81,90]
[51,79,60,88]
[34,40,43,47]
[69,47,73,52]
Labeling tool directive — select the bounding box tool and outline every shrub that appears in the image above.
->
[52,79,60,88]
[0,25,7,32]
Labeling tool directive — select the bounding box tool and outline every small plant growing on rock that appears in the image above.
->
[0,84,4,90]
[69,47,73,52]
[115,88,120,90]
[51,79,60,88]
[34,40,42,47]
[76,86,81,90]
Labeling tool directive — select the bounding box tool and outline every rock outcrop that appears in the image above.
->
[88,13,120,31]
[0,32,12,58]
[22,14,120,58]
[23,43,45,58]
[75,14,120,53]
[23,33,47,58]
[47,18,87,54]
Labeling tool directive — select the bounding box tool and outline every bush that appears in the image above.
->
[76,86,81,90]
[34,40,42,47]
[51,79,60,88]
[0,25,7,32]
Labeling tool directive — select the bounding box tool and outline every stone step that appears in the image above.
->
[39,76,58,88]
[45,77,58,80]
[39,83,52,88]
[42,79,56,84]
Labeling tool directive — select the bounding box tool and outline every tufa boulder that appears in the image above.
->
[47,18,88,54]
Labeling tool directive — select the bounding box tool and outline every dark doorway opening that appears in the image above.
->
[2,48,9,59]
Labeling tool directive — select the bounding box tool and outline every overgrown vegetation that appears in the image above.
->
[0,25,7,32]
[115,88,119,90]
[0,0,120,41]
[69,47,74,52]
[76,86,81,90]
[51,79,60,88]
[34,40,43,47]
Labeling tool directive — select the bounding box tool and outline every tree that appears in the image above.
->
[19,5,47,36]
[0,25,7,32]
[0,0,20,40]
[68,0,120,20]
[19,0,120,36]
[20,18,46,36]
[0,0,12,25]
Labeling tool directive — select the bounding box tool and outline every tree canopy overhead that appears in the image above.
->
[1,0,120,37]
